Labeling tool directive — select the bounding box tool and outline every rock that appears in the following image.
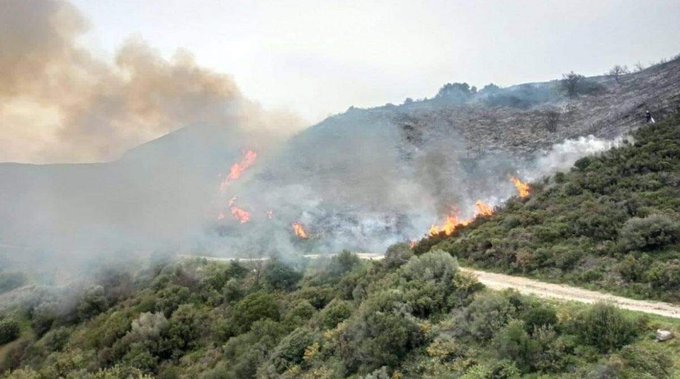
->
[656,329,673,342]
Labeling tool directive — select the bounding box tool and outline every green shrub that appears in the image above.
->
[458,292,517,341]
[264,260,303,292]
[574,303,636,353]
[0,318,21,345]
[230,292,280,335]
[619,214,680,252]
[319,299,353,329]
[383,243,414,269]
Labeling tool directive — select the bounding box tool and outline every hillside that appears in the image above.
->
[2,58,680,266]
[416,113,680,303]
[1,252,680,378]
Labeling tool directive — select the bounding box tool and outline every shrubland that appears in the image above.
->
[0,249,678,378]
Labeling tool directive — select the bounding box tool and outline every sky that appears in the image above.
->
[71,0,680,122]
[1,0,680,163]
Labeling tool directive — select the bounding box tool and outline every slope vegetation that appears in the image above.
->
[417,113,680,303]
[1,253,680,378]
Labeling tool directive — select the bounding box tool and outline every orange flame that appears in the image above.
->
[220,150,257,192]
[429,214,470,237]
[429,200,495,237]
[218,196,250,223]
[511,177,530,198]
[231,206,251,224]
[292,223,309,239]
[474,200,493,217]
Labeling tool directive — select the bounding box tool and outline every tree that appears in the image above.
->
[560,71,585,97]
[608,65,630,82]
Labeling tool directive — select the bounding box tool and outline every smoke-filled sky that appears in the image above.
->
[2,0,680,163]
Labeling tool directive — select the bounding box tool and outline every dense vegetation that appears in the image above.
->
[417,114,680,302]
[1,249,679,378]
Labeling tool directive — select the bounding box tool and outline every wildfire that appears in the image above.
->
[292,222,309,239]
[511,177,530,198]
[231,206,251,224]
[218,196,251,224]
[429,200,495,237]
[220,150,257,192]
[474,200,494,217]
[429,214,470,237]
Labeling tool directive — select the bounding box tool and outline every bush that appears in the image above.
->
[267,327,317,374]
[574,303,636,353]
[0,319,21,345]
[618,214,680,252]
[383,243,413,270]
[458,292,517,341]
[264,260,303,292]
[319,299,353,329]
[230,292,280,335]
[495,320,536,373]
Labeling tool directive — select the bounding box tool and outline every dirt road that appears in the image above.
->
[185,253,680,319]
[460,268,680,319]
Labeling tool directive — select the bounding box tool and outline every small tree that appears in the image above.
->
[560,72,585,98]
[608,65,630,83]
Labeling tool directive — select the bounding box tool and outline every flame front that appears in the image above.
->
[220,150,257,192]
[474,200,493,217]
[511,177,530,198]
[429,214,470,237]
[231,206,251,224]
[429,200,495,237]
[292,223,309,239]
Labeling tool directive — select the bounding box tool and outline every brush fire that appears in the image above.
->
[292,223,309,239]
[220,150,258,192]
[511,177,530,198]
[428,200,493,237]
[216,149,533,241]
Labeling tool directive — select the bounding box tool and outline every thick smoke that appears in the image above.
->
[0,0,301,163]
[0,1,630,282]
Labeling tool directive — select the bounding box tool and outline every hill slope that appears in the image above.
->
[417,113,680,302]
[2,57,680,268]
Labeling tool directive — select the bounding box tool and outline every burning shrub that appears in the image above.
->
[618,214,680,252]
